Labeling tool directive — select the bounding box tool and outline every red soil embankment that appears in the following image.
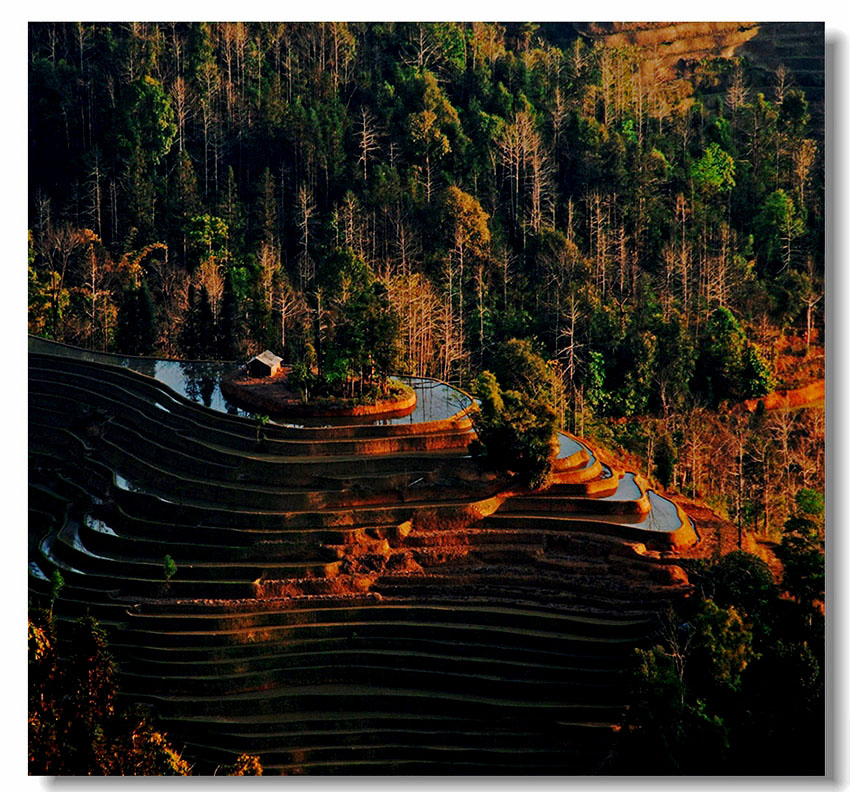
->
[572,438,730,557]
[744,380,824,412]
[668,495,746,559]
[671,494,784,578]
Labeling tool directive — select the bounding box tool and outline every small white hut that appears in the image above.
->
[247,350,283,378]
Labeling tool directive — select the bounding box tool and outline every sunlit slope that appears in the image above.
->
[573,22,824,114]
[29,341,694,774]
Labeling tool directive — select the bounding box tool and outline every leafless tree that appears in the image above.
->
[356,106,381,183]
[149,257,189,356]
[170,76,191,154]
[296,184,317,289]
[725,63,750,116]
[37,222,84,341]
[257,240,279,311]
[773,64,794,104]
[195,257,224,318]
[274,278,306,354]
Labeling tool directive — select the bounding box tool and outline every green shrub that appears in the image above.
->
[253,414,270,444]
[795,488,824,517]
[471,367,559,489]
[162,555,177,582]
[49,569,65,605]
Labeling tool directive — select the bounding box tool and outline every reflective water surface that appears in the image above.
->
[556,432,584,460]
[644,491,686,533]
[30,337,473,427]
[601,472,643,501]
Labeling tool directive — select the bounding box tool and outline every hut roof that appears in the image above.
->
[251,350,282,367]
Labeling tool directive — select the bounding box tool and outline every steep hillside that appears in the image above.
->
[29,340,699,774]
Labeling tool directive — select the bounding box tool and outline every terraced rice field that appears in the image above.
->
[28,337,697,774]
[573,22,825,115]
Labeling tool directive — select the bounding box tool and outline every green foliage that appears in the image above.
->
[475,370,503,414]
[795,487,824,517]
[778,89,810,136]
[777,515,824,605]
[117,76,177,165]
[366,283,404,382]
[171,150,202,230]
[27,232,55,337]
[620,544,824,775]
[29,612,192,775]
[584,349,609,414]
[162,554,177,582]
[491,338,557,403]
[654,312,696,412]
[49,569,65,605]
[753,189,804,274]
[115,280,157,355]
[288,342,318,403]
[187,215,230,263]
[218,166,245,250]
[180,284,200,357]
[196,287,216,358]
[693,306,773,405]
[582,299,670,418]
[690,142,736,194]
[471,343,559,488]
[702,551,776,621]
[738,344,774,399]
[287,361,313,403]
[443,185,491,258]
[404,69,464,191]
[313,252,403,394]
[408,107,451,159]
[653,434,676,488]
[217,270,241,359]
[690,599,757,693]
[254,414,271,444]
[706,116,732,150]
[622,642,730,774]
[622,646,686,773]
[699,308,744,390]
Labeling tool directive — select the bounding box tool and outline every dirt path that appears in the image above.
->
[744,380,824,412]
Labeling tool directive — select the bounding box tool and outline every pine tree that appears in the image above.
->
[115,280,157,355]
[217,270,241,359]
[197,286,216,358]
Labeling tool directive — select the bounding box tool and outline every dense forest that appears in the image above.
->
[28,21,823,532]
